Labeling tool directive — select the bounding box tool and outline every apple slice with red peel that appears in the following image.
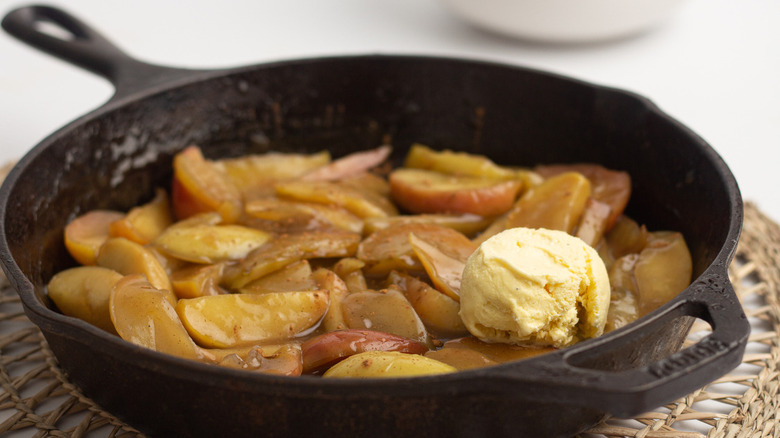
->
[171,146,242,223]
[300,145,392,182]
[64,210,125,266]
[389,168,522,216]
[301,329,429,374]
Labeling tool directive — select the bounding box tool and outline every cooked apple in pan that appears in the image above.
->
[47,143,692,377]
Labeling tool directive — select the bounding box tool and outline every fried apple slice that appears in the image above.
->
[47,266,123,334]
[170,263,226,299]
[312,267,351,332]
[357,223,476,277]
[575,198,612,247]
[96,237,173,295]
[275,180,397,219]
[176,291,330,348]
[214,151,330,200]
[476,171,591,244]
[635,231,692,316]
[109,188,173,245]
[535,163,630,229]
[389,168,522,216]
[245,197,363,234]
[403,143,517,180]
[154,222,270,264]
[239,260,317,294]
[341,289,429,345]
[171,146,242,223]
[215,344,303,376]
[387,271,467,337]
[322,351,455,378]
[301,329,429,374]
[64,210,125,266]
[300,145,391,182]
[408,233,466,302]
[110,274,211,361]
[332,258,367,294]
[363,213,492,238]
[222,230,361,289]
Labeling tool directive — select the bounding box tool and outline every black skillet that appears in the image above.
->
[0,5,749,438]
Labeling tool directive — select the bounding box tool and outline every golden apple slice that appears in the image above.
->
[154,222,270,264]
[535,163,631,229]
[239,260,317,294]
[245,197,363,234]
[275,180,397,219]
[96,237,173,294]
[387,271,467,337]
[323,351,455,378]
[389,168,522,216]
[176,291,330,348]
[171,146,242,223]
[635,231,692,316]
[341,289,429,345]
[312,267,350,332]
[64,210,125,266]
[339,172,391,196]
[408,233,467,302]
[109,188,173,245]
[606,215,649,259]
[332,257,367,294]
[476,171,591,244]
[170,263,226,299]
[110,274,211,361]
[47,266,123,334]
[222,230,361,289]
[214,151,330,200]
[357,223,476,277]
[403,143,517,180]
[363,213,492,238]
[300,145,391,182]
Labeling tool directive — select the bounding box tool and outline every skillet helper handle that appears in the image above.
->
[1,5,194,98]
[496,271,749,418]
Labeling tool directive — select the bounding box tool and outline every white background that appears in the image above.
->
[1,0,778,223]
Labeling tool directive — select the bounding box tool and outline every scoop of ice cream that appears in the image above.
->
[459,227,610,348]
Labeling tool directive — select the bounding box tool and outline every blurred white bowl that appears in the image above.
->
[439,0,687,43]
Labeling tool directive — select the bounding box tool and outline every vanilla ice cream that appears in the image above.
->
[459,227,610,348]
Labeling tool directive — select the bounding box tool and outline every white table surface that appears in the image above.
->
[1,0,778,224]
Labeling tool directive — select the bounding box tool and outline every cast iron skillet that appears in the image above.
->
[0,5,749,438]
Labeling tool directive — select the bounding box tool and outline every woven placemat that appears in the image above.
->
[0,201,778,438]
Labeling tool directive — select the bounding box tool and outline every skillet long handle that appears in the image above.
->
[2,5,196,100]
[489,269,749,418]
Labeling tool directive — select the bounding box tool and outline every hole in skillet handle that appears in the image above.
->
[1,5,200,101]
[484,269,749,419]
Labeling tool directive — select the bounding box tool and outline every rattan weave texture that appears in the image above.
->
[0,202,777,438]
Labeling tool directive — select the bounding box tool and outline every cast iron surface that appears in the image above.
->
[0,5,749,437]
